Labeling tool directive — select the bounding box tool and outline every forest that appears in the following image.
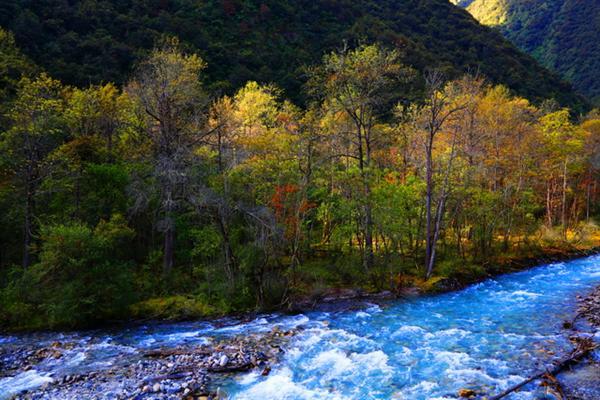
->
[1,29,600,331]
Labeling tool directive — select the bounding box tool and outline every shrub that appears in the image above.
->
[0,215,136,329]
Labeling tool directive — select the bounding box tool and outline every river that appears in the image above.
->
[1,255,600,399]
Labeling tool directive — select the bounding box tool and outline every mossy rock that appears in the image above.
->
[417,276,463,293]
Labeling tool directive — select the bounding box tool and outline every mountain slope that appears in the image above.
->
[0,0,587,110]
[455,0,600,103]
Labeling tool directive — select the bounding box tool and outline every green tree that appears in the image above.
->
[0,74,67,267]
[4,215,135,329]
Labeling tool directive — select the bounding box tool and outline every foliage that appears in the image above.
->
[1,215,135,329]
[0,27,36,129]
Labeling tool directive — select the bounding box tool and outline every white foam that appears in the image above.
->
[306,348,392,386]
[447,367,497,383]
[64,351,87,367]
[351,350,392,374]
[391,325,428,338]
[139,337,156,346]
[0,336,15,344]
[400,380,438,397]
[310,349,354,380]
[433,351,472,369]
[512,290,541,298]
[235,371,260,385]
[299,327,377,349]
[267,314,311,332]
[365,304,383,313]
[435,328,470,338]
[232,367,344,400]
[216,317,270,333]
[0,370,54,400]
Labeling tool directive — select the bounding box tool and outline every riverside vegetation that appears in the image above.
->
[2,28,600,331]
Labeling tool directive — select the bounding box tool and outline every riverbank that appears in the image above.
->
[287,244,600,312]
[109,243,600,332]
[2,236,600,333]
[2,253,600,399]
[1,324,299,400]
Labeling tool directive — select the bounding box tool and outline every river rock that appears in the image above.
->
[218,354,229,367]
[458,388,476,398]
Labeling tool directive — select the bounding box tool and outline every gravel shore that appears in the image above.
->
[4,326,296,400]
[561,285,600,400]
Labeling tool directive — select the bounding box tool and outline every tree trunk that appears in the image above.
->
[562,158,568,238]
[23,184,33,268]
[356,121,374,272]
[163,218,174,276]
[364,199,374,271]
[425,139,434,277]
[215,210,236,285]
[427,196,444,278]
[546,181,553,226]
[586,175,591,222]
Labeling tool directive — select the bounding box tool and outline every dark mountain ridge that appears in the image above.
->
[0,0,588,110]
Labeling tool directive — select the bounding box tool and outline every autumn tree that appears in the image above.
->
[311,43,412,272]
[409,71,466,278]
[66,83,125,160]
[539,109,585,236]
[581,116,600,220]
[465,85,538,254]
[126,39,207,276]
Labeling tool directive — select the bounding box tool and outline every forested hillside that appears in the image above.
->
[0,0,587,111]
[455,0,600,103]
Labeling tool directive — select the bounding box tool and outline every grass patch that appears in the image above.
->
[130,295,219,321]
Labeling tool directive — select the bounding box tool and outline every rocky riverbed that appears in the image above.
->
[1,325,297,400]
[577,285,600,328]
[560,285,600,400]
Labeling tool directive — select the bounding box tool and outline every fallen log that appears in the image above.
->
[488,339,597,400]
[143,348,212,358]
[141,371,194,384]
[207,362,253,373]
[540,372,568,400]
